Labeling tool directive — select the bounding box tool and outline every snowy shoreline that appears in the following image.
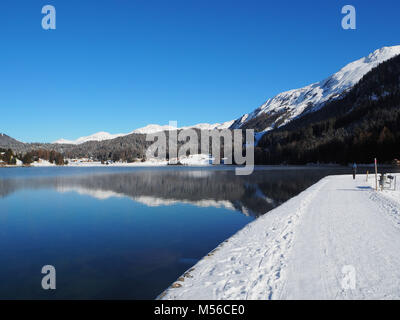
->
[159,174,400,300]
[0,154,215,168]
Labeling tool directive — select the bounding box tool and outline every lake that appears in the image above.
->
[0,166,355,299]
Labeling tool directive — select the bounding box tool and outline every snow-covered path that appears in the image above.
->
[160,175,400,300]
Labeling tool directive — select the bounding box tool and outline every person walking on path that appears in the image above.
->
[352,162,357,180]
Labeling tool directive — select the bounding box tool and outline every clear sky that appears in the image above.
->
[1,0,399,142]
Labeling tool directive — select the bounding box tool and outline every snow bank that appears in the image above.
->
[159,177,328,300]
[64,159,169,167]
[178,154,212,166]
[160,174,400,300]
[31,159,57,167]
[18,154,213,167]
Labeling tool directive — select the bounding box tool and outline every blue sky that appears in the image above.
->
[1,0,399,142]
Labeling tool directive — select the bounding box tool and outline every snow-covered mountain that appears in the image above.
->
[131,122,234,135]
[53,131,128,145]
[231,45,400,131]
[53,45,400,145]
[53,121,234,145]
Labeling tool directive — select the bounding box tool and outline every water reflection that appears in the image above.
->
[0,167,350,217]
[0,166,354,299]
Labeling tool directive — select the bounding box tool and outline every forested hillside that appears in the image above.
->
[0,133,151,163]
[255,54,400,165]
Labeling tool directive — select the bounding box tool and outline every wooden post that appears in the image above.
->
[374,158,378,191]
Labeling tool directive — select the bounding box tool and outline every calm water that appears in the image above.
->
[0,166,355,299]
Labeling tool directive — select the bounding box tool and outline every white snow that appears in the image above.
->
[64,159,169,167]
[2,154,222,167]
[131,124,176,135]
[133,121,234,134]
[178,154,212,166]
[53,131,128,145]
[30,159,57,167]
[232,45,400,131]
[52,121,235,145]
[62,154,214,167]
[160,174,400,300]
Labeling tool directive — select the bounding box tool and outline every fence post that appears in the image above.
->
[374,158,378,191]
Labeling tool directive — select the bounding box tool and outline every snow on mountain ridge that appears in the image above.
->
[53,46,400,145]
[53,121,235,145]
[53,131,128,145]
[132,121,235,135]
[232,45,400,131]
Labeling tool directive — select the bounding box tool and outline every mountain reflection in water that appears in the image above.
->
[0,167,350,217]
[0,166,356,299]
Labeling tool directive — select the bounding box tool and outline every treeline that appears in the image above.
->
[0,148,66,166]
[63,129,229,163]
[0,148,17,165]
[255,53,400,165]
[22,149,66,165]
[62,133,150,162]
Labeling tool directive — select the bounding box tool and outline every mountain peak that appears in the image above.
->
[364,45,400,64]
[232,45,400,131]
[53,131,128,145]
[53,121,235,145]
